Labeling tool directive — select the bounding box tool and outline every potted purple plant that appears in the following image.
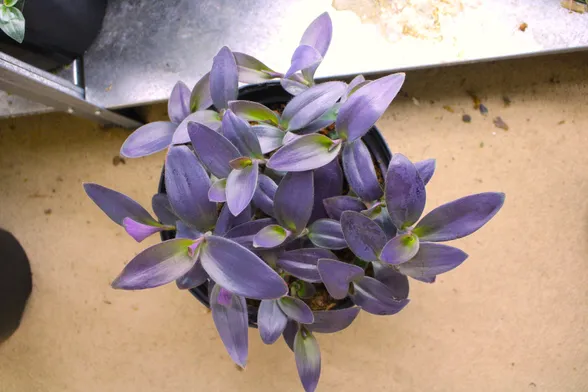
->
[83,13,505,392]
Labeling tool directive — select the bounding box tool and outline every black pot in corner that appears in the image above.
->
[159,81,392,327]
[0,0,107,70]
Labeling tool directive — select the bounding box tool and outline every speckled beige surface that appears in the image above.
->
[0,52,587,392]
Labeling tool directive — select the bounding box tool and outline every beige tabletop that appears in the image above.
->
[0,51,587,392]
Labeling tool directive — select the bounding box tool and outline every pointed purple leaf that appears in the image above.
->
[367,206,398,239]
[210,46,238,110]
[226,161,259,216]
[372,262,409,299]
[295,328,321,392]
[171,110,222,145]
[120,121,176,158]
[253,224,291,249]
[267,134,341,172]
[112,238,196,290]
[258,299,288,345]
[281,82,346,132]
[251,124,284,154]
[279,297,314,324]
[168,81,191,124]
[340,211,388,261]
[398,242,468,282]
[340,75,366,103]
[294,104,338,135]
[189,72,213,112]
[350,276,410,316]
[281,78,309,96]
[252,174,278,217]
[285,44,322,79]
[222,109,262,157]
[385,153,426,229]
[283,320,298,351]
[308,219,347,250]
[413,192,505,242]
[228,100,280,126]
[234,52,280,84]
[123,217,169,242]
[152,193,177,225]
[310,159,343,222]
[200,236,288,299]
[176,259,208,289]
[188,122,240,178]
[317,258,364,299]
[415,158,436,186]
[165,146,217,231]
[337,73,405,142]
[83,183,155,226]
[379,233,420,265]
[224,218,275,249]
[210,284,249,368]
[300,12,332,57]
[214,204,251,237]
[309,307,361,334]
[277,248,336,283]
[323,196,365,221]
[176,220,203,239]
[342,139,383,202]
[208,178,227,203]
[274,171,314,232]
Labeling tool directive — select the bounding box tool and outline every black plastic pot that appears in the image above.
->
[159,81,391,327]
[0,0,107,70]
[0,229,32,343]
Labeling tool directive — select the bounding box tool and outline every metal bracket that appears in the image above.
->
[0,52,142,128]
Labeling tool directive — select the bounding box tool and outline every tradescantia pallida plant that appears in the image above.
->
[83,12,505,392]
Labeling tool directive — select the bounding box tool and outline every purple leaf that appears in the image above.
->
[317,258,364,299]
[294,104,338,135]
[282,131,304,145]
[281,78,309,96]
[152,193,177,225]
[251,124,284,154]
[258,299,288,345]
[415,158,436,186]
[83,183,155,226]
[221,109,262,157]
[214,204,252,237]
[171,110,222,145]
[226,161,259,216]
[200,235,288,299]
[112,238,196,290]
[308,219,346,250]
[310,159,343,222]
[379,233,420,265]
[253,224,291,249]
[350,276,410,316]
[300,12,332,57]
[120,121,176,158]
[210,284,249,368]
[267,134,342,172]
[168,81,191,124]
[176,260,208,289]
[274,171,314,232]
[323,196,366,221]
[277,248,336,283]
[176,220,203,239]
[224,218,275,249]
[294,328,321,392]
[252,174,278,217]
[309,307,361,334]
[385,153,426,229]
[397,242,468,282]
[278,297,314,324]
[188,122,240,178]
[372,262,409,299]
[285,45,322,79]
[281,82,346,132]
[342,139,383,202]
[340,75,366,103]
[189,72,213,112]
[208,178,227,202]
[228,100,280,126]
[283,320,298,351]
[165,146,217,231]
[209,46,238,110]
[413,192,505,242]
[123,217,170,242]
[234,52,281,84]
[340,211,388,261]
[337,73,405,142]
[366,206,398,239]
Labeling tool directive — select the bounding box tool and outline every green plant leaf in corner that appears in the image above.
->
[0,5,25,43]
